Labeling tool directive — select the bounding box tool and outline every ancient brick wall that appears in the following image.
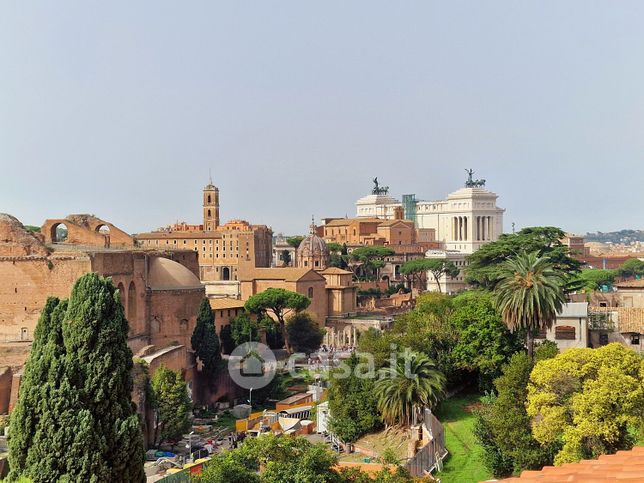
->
[0,256,92,342]
[41,215,134,248]
[0,367,12,414]
[148,288,204,349]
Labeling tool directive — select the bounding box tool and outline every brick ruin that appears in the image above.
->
[0,213,206,417]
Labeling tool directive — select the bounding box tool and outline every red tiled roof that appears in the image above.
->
[489,447,644,482]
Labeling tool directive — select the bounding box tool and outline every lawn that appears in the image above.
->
[434,392,491,483]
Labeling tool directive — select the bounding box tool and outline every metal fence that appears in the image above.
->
[404,409,447,477]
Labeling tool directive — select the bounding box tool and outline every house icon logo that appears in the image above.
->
[229,342,276,389]
[240,350,265,377]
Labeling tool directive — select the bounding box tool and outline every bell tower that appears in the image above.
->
[203,179,220,231]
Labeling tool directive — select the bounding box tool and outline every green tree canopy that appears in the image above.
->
[348,246,395,281]
[195,427,416,483]
[8,297,66,480]
[244,288,310,352]
[425,259,459,293]
[450,291,524,389]
[150,365,192,447]
[357,292,459,378]
[280,249,292,267]
[326,242,343,253]
[375,351,445,427]
[494,251,567,357]
[616,258,644,278]
[327,353,382,443]
[285,312,325,354]
[192,298,221,376]
[474,351,559,478]
[575,268,616,291]
[465,226,582,291]
[230,311,260,346]
[286,236,304,249]
[10,273,145,482]
[527,343,644,465]
[401,258,460,292]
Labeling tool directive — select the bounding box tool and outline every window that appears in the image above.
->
[631,334,640,345]
[555,326,576,340]
[308,287,314,298]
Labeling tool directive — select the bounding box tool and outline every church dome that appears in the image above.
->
[296,220,329,270]
[148,257,203,291]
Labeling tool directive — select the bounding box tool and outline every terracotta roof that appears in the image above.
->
[208,298,246,310]
[376,220,413,227]
[324,218,382,227]
[320,267,353,275]
[615,279,644,289]
[590,306,644,333]
[492,447,644,482]
[239,267,325,282]
[135,231,222,239]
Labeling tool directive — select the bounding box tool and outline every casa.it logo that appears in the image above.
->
[228,342,277,389]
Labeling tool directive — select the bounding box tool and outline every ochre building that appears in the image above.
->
[135,182,272,282]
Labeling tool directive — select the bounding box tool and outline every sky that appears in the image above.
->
[2,1,644,236]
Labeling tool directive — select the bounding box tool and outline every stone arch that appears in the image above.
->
[116,282,126,308]
[127,281,138,324]
[95,224,110,234]
[222,267,230,281]
[51,222,68,243]
[151,316,161,334]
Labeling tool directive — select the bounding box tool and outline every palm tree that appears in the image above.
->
[375,351,445,427]
[494,251,567,358]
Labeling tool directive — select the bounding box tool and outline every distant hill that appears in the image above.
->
[585,229,644,244]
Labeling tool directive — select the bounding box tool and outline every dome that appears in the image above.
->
[148,257,203,290]
[297,224,328,258]
[296,220,329,270]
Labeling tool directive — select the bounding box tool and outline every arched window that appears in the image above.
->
[308,287,314,298]
[207,194,211,204]
[51,223,68,243]
[117,282,125,308]
[222,267,230,280]
[207,209,212,217]
[127,281,137,324]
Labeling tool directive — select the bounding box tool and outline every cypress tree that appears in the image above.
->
[8,297,64,479]
[60,273,145,482]
[191,298,221,376]
[9,274,145,481]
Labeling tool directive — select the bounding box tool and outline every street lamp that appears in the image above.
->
[248,387,253,408]
[186,431,194,462]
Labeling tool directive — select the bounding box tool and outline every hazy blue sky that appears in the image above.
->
[2,1,644,236]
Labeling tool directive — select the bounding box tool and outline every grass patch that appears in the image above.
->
[434,391,491,483]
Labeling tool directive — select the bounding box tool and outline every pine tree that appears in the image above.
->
[192,298,221,376]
